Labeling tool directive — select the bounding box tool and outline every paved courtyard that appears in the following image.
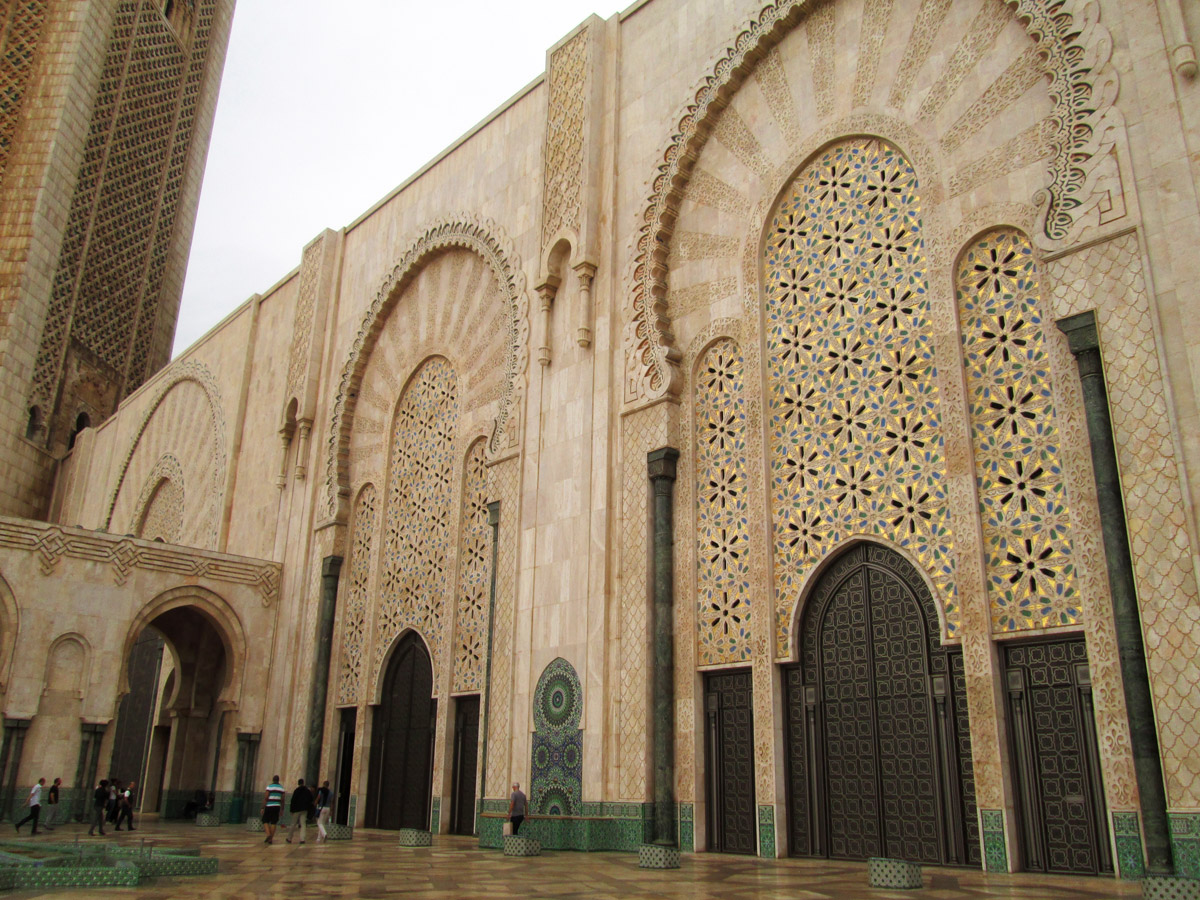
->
[3,820,1144,899]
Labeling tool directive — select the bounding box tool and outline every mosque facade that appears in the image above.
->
[0,0,1199,880]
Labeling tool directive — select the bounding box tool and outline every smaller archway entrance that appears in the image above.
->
[365,633,435,830]
[110,605,230,816]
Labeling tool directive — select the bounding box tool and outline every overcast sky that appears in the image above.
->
[174,0,627,356]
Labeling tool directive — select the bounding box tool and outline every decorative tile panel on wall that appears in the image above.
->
[452,441,490,693]
[531,658,583,816]
[980,808,1008,873]
[956,229,1080,632]
[0,0,47,186]
[694,339,752,665]
[1112,811,1145,879]
[764,137,954,654]
[337,484,378,706]
[373,357,459,690]
[541,28,587,244]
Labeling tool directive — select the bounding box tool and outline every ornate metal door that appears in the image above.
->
[1004,639,1111,875]
[704,669,756,854]
[784,543,978,865]
[365,633,436,830]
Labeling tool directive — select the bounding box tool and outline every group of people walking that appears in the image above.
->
[260,777,332,845]
[11,776,134,836]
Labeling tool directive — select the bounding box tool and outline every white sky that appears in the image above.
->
[174,0,627,357]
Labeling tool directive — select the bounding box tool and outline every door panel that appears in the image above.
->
[451,695,480,835]
[704,669,756,854]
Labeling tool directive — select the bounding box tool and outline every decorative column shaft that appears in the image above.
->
[479,500,501,805]
[72,723,105,823]
[1056,311,1172,874]
[536,280,558,367]
[574,262,596,348]
[306,555,343,786]
[294,420,312,480]
[0,718,29,821]
[648,447,679,846]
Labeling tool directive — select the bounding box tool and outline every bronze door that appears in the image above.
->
[784,543,978,865]
[450,695,480,835]
[1004,639,1111,875]
[704,669,756,854]
[365,633,436,830]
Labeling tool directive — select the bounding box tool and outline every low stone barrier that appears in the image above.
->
[324,823,353,841]
[867,857,922,890]
[503,835,541,857]
[638,843,680,869]
[195,813,220,828]
[1143,875,1200,900]
[397,828,432,847]
[244,816,263,832]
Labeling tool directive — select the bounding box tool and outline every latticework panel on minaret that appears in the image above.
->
[375,357,459,687]
[957,229,1080,632]
[30,0,218,424]
[337,484,377,706]
[764,137,956,655]
[0,0,48,186]
[695,339,752,666]
[453,440,490,693]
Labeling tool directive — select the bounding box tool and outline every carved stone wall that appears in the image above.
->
[336,483,378,707]
[0,0,48,189]
[452,440,490,694]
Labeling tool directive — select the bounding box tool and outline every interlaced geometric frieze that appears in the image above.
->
[374,357,459,690]
[957,229,1079,631]
[337,484,377,706]
[695,339,752,665]
[765,138,955,655]
[30,0,218,434]
[0,0,48,186]
[452,440,490,693]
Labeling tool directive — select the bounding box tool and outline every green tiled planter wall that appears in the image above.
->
[478,800,653,852]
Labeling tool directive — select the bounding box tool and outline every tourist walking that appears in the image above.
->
[508,782,527,835]
[115,780,136,831]
[14,778,44,835]
[261,775,285,845]
[286,778,313,844]
[42,778,61,830]
[88,779,108,836]
[106,780,119,824]
[315,781,331,842]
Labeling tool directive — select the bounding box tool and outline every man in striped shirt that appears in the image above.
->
[261,776,285,845]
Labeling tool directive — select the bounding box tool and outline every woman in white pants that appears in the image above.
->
[315,781,332,842]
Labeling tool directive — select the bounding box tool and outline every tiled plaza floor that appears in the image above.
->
[3,819,1144,899]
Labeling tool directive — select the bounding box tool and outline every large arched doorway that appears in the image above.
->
[110,605,230,816]
[784,543,979,866]
[365,632,435,830]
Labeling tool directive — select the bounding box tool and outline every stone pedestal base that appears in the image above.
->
[195,813,220,828]
[867,857,922,889]
[638,843,680,869]
[325,823,353,841]
[503,835,541,857]
[1144,876,1200,900]
[397,828,432,847]
[245,817,263,832]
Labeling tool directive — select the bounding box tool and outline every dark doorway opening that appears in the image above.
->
[365,632,435,830]
[335,708,356,827]
[450,695,480,835]
[704,668,756,854]
[1004,638,1111,875]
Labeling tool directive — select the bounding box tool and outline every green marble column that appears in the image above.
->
[1056,311,1172,875]
[72,723,105,823]
[479,500,501,807]
[648,447,679,846]
[306,555,343,786]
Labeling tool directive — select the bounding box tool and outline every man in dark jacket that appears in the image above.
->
[285,779,314,844]
[88,780,108,836]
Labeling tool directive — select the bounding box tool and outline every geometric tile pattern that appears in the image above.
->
[1169,813,1200,880]
[764,137,955,653]
[1111,811,1144,880]
[695,339,752,665]
[337,484,378,706]
[484,457,519,801]
[981,808,1008,873]
[452,440,490,693]
[374,357,459,690]
[957,229,1079,632]
[758,804,775,859]
[0,1,47,187]
[530,658,583,816]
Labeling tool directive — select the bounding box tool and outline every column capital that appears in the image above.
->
[647,447,679,482]
[1055,310,1099,355]
[487,500,501,527]
[321,555,344,578]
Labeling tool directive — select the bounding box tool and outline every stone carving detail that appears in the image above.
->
[957,229,1080,632]
[624,0,1121,407]
[105,361,227,551]
[286,240,321,405]
[1047,233,1200,808]
[542,29,587,245]
[452,440,490,694]
[530,658,583,815]
[372,357,459,691]
[0,516,279,603]
[765,138,955,654]
[30,0,220,427]
[484,457,519,798]
[695,339,752,665]
[130,454,185,544]
[336,484,378,706]
[0,0,47,186]
[326,215,528,522]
